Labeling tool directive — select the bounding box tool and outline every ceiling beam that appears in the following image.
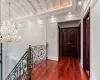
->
[35,0,42,12]
[10,6,22,18]
[26,0,37,14]
[23,0,36,15]
[5,1,24,17]
[52,0,55,9]
[10,0,26,15]
[44,0,48,11]
[59,0,62,6]
[5,2,20,16]
[14,0,29,14]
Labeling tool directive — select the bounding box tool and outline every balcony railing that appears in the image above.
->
[5,45,47,80]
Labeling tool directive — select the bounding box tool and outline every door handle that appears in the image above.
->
[72,46,74,47]
[68,42,71,45]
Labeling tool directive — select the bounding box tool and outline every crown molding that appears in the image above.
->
[90,0,98,8]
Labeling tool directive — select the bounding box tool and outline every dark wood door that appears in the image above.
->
[59,27,79,57]
[83,11,90,71]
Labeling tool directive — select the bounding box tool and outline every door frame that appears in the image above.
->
[83,9,90,78]
[0,43,3,80]
[58,26,81,61]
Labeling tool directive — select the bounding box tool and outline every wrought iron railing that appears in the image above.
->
[5,45,47,80]
[31,45,47,66]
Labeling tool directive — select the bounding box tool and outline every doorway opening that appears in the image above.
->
[58,21,89,80]
[58,25,81,60]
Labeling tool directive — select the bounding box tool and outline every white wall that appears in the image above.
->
[7,24,46,58]
[90,0,100,80]
[5,56,18,76]
[46,23,59,61]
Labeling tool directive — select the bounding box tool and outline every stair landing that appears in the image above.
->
[31,57,89,80]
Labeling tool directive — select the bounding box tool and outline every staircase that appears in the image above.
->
[5,45,47,80]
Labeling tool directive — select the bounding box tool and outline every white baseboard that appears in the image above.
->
[90,72,97,80]
[48,56,58,61]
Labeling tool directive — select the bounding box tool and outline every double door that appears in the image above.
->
[59,27,79,57]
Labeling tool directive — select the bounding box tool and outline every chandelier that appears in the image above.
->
[0,2,21,43]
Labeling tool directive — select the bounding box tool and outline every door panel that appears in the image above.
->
[63,30,68,42]
[69,29,77,56]
[60,27,79,57]
[62,29,69,56]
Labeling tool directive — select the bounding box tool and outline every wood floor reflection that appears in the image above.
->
[31,57,89,80]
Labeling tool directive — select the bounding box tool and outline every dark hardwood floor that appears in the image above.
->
[31,57,89,80]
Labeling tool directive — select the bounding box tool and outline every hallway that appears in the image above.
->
[31,57,89,80]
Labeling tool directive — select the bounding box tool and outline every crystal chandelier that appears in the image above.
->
[0,2,21,43]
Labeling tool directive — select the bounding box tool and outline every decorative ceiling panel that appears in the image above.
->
[4,0,72,19]
[60,0,71,6]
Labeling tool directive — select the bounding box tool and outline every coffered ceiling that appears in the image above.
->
[2,0,85,20]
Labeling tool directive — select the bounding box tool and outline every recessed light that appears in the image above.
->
[28,21,32,26]
[51,16,56,22]
[37,18,43,24]
[18,24,21,27]
[78,1,82,6]
[52,16,54,18]
[68,12,72,15]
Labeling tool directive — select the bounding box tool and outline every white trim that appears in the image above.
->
[90,72,97,80]
[82,0,98,18]
[80,19,83,68]
[48,56,58,61]
[90,0,98,8]
[82,0,91,18]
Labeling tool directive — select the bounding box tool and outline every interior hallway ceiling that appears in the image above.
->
[2,0,89,20]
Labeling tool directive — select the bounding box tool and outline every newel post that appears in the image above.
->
[27,45,32,80]
[46,42,48,60]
